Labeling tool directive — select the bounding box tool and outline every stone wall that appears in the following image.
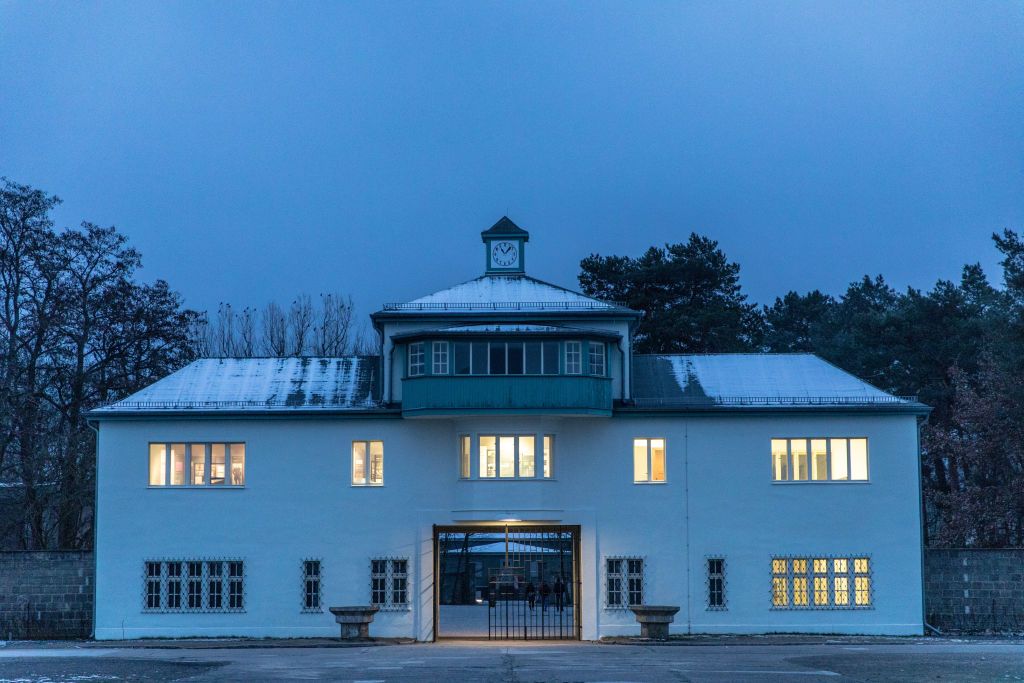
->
[925,548,1024,633]
[0,551,93,639]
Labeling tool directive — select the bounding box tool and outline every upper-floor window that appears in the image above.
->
[452,341,559,376]
[352,440,384,486]
[432,342,449,374]
[459,435,471,478]
[588,342,605,376]
[633,438,666,483]
[771,438,868,482]
[149,443,245,487]
[477,434,553,479]
[565,341,582,374]
[408,342,425,376]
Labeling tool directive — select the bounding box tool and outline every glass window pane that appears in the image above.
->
[507,342,524,374]
[170,443,186,485]
[542,342,559,374]
[588,342,605,376]
[149,444,166,486]
[850,439,868,480]
[369,441,383,484]
[230,444,245,485]
[772,558,787,574]
[855,576,871,605]
[793,577,808,605]
[489,343,506,375]
[499,436,515,477]
[471,342,488,374]
[432,342,449,375]
[454,343,471,375]
[833,576,849,605]
[543,435,553,478]
[479,436,497,478]
[352,441,367,484]
[518,436,535,477]
[460,435,471,478]
[211,444,226,485]
[650,439,666,482]
[830,438,849,481]
[791,439,808,481]
[565,341,582,374]
[854,557,870,573]
[814,576,829,605]
[811,439,828,481]
[189,444,206,485]
[633,439,648,482]
[525,343,542,374]
[772,577,788,606]
[771,439,788,481]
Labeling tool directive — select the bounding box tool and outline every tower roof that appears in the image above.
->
[481,216,529,241]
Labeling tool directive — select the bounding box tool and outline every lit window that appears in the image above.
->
[565,341,582,374]
[408,342,425,376]
[148,442,244,487]
[302,560,322,613]
[149,444,166,486]
[352,440,383,486]
[370,558,409,610]
[707,558,726,610]
[588,342,606,376]
[459,435,471,478]
[606,557,643,608]
[633,438,666,483]
[476,435,552,479]
[772,555,872,609]
[432,342,449,375]
[771,438,869,482]
[142,559,243,613]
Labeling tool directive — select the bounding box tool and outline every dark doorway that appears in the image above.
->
[433,524,580,640]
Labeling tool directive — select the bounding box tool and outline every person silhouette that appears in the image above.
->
[526,581,536,611]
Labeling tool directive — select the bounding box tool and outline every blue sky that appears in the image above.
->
[1,2,1021,319]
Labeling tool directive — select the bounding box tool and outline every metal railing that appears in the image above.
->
[94,399,384,410]
[629,395,918,408]
[381,301,621,312]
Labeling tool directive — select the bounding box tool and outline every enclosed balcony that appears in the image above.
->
[394,325,618,417]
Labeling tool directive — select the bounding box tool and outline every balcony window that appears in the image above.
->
[408,342,425,377]
[565,341,582,374]
[432,342,449,375]
[588,342,606,376]
[452,340,562,375]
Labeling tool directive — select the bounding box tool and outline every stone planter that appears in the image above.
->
[329,606,380,640]
[629,605,680,640]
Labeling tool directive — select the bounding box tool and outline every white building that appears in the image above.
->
[92,218,928,640]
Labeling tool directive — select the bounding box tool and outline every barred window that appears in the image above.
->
[771,556,872,609]
[370,558,409,610]
[606,557,643,608]
[707,558,726,610]
[143,559,244,612]
[302,560,322,613]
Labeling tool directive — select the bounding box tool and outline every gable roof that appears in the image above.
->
[92,357,383,415]
[379,274,638,314]
[631,353,919,408]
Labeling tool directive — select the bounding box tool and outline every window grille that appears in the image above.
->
[605,556,644,609]
[302,559,322,613]
[142,559,244,613]
[707,557,726,610]
[771,555,872,609]
[370,558,409,611]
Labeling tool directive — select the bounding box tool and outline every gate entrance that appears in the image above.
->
[434,524,580,640]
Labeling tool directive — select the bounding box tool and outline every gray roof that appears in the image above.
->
[93,357,381,414]
[631,354,919,408]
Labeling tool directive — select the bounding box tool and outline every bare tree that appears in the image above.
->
[314,293,354,356]
[262,302,287,356]
[288,294,314,356]
[237,307,258,357]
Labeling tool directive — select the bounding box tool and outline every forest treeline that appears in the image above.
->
[2,176,1022,548]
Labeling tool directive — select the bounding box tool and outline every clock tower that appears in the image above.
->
[481,216,528,275]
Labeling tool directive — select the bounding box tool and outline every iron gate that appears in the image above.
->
[435,525,580,640]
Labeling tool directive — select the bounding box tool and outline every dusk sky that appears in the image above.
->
[2,2,1021,324]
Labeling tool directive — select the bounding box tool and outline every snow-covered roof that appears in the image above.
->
[391,323,621,340]
[379,275,636,314]
[93,357,381,414]
[631,354,915,407]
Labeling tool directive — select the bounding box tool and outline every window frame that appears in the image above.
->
[408,342,425,377]
[565,341,583,375]
[142,558,245,613]
[706,556,727,611]
[770,554,873,610]
[604,556,645,610]
[147,442,245,488]
[432,341,449,375]
[351,440,384,487]
[301,559,322,613]
[770,438,870,484]
[370,557,410,611]
[632,437,667,484]
[474,433,553,480]
[588,341,606,376]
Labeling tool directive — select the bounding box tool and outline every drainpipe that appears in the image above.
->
[87,419,99,640]
[916,413,929,635]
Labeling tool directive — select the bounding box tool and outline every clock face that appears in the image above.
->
[490,240,520,268]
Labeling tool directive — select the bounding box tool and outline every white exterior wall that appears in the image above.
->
[95,410,922,640]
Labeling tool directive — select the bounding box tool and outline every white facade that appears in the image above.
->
[92,219,927,640]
